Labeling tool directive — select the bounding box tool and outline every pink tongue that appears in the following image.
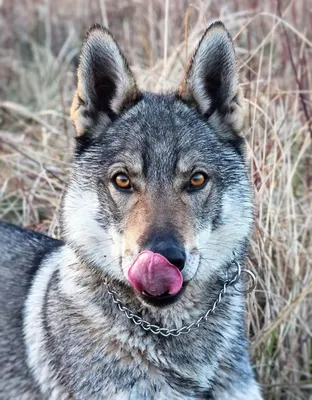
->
[128,251,183,296]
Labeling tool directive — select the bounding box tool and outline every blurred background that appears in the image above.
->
[0,0,311,398]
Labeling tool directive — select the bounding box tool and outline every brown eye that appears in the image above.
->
[190,173,207,189]
[114,174,131,190]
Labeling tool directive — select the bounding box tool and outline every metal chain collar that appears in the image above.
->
[103,258,256,337]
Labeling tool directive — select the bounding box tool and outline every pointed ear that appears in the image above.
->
[179,21,245,136]
[71,24,140,136]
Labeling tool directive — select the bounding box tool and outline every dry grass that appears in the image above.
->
[0,0,311,398]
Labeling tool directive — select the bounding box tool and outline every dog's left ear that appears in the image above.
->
[71,24,140,136]
[179,21,244,136]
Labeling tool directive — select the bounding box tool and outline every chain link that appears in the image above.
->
[103,257,255,337]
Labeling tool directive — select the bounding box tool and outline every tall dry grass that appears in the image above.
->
[0,1,311,398]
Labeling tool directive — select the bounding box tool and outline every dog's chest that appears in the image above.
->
[62,336,214,399]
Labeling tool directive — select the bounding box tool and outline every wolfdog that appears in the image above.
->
[0,21,262,399]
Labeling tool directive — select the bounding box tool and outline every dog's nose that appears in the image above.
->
[140,234,186,271]
[156,247,185,271]
[140,233,186,271]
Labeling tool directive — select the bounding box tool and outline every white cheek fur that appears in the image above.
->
[63,182,123,280]
[196,191,253,280]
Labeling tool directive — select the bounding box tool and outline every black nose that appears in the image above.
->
[141,234,186,271]
[157,246,185,270]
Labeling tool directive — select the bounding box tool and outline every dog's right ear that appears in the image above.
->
[71,24,140,136]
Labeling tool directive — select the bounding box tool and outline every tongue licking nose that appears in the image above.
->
[128,251,183,296]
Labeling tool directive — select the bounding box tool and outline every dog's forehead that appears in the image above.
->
[96,93,234,176]
[111,94,217,149]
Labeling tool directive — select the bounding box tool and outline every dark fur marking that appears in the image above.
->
[162,368,214,399]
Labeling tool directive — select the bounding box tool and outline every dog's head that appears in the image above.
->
[63,22,253,308]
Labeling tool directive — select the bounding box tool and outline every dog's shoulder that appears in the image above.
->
[0,221,63,308]
[0,221,63,285]
[0,222,63,397]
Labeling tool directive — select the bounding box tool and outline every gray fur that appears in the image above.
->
[0,21,262,399]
